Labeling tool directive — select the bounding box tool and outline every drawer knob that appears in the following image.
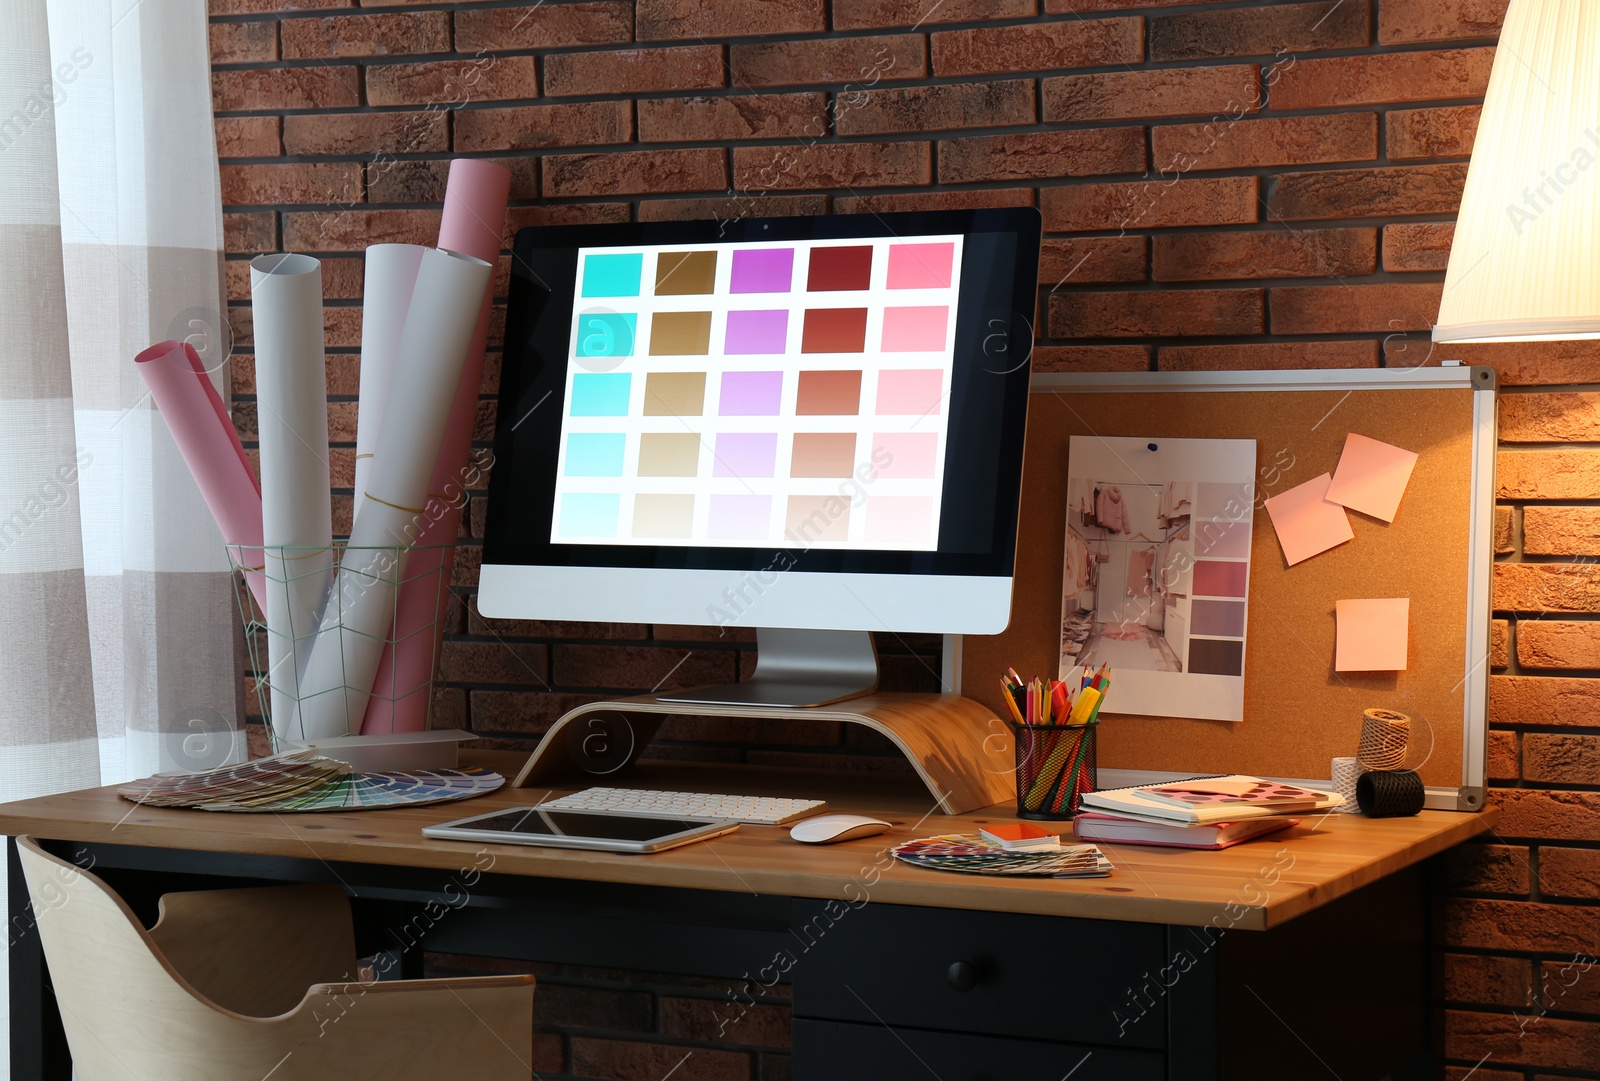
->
[946,960,978,992]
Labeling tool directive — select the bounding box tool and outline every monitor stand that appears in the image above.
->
[657,628,879,709]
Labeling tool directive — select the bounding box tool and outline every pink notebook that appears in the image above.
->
[1073,813,1298,851]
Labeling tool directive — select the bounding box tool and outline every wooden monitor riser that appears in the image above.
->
[512,692,1016,815]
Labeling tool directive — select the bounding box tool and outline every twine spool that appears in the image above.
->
[1356,769,1426,818]
[1331,756,1365,814]
[1358,708,1411,771]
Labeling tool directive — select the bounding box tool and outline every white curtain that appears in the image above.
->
[0,0,237,1070]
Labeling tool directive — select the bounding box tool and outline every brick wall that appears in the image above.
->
[209,0,1600,1077]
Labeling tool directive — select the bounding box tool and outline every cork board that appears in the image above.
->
[958,370,1495,797]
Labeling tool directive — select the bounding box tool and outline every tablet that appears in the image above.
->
[421,805,739,853]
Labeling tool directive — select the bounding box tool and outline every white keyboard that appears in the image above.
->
[539,786,828,826]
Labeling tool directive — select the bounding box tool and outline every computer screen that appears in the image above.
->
[481,209,1040,704]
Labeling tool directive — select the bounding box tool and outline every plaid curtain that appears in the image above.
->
[0,0,235,1066]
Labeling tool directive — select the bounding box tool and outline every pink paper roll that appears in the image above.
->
[361,158,510,734]
[134,340,267,611]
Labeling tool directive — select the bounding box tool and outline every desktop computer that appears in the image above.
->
[481,208,1042,708]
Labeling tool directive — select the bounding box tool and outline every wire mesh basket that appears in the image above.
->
[228,542,454,748]
[1011,722,1097,820]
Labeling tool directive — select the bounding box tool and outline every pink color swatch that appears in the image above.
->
[881,306,949,352]
[724,309,789,354]
[875,369,944,416]
[866,495,934,547]
[712,432,778,478]
[1192,560,1249,598]
[871,433,940,479]
[719,371,783,415]
[886,242,955,289]
[707,494,771,540]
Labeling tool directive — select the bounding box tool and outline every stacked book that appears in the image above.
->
[1074,775,1344,851]
[893,827,1114,878]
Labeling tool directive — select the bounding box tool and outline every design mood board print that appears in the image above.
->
[552,236,965,551]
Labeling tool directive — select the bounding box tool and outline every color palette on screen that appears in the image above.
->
[554,234,966,549]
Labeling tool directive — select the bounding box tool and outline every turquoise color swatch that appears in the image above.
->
[581,253,643,297]
[575,312,637,357]
[565,433,626,477]
[570,373,632,416]
[559,493,620,538]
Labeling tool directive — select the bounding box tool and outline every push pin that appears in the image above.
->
[1147,442,1159,451]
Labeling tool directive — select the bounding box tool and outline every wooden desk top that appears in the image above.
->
[0,753,1495,931]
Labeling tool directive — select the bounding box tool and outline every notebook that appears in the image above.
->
[1073,812,1299,851]
[1079,774,1342,825]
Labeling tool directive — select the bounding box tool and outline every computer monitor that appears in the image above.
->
[481,208,1041,707]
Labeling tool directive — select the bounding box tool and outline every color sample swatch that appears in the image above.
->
[555,235,965,548]
[1335,598,1410,672]
[1264,473,1354,565]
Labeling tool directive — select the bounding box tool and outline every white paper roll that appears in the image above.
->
[1332,756,1365,815]
[250,253,335,741]
[354,244,426,516]
[296,248,493,738]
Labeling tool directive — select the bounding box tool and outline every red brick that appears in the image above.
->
[1044,65,1260,122]
[1383,223,1454,272]
[636,0,824,40]
[1150,2,1370,61]
[1444,842,1530,894]
[1155,228,1376,282]
[504,204,634,233]
[220,163,362,207]
[1380,0,1509,44]
[215,116,279,158]
[536,984,653,1031]
[1524,507,1600,557]
[570,1038,752,1081]
[660,998,790,1047]
[1496,563,1600,612]
[210,21,277,64]
[1488,729,1518,781]
[454,3,633,52]
[1502,393,1600,443]
[366,56,539,107]
[1497,452,1600,501]
[1050,289,1264,339]
[1270,282,1442,334]
[1154,113,1376,171]
[210,0,348,11]
[1410,340,1600,385]
[1042,177,1257,232]
[1443,1068,1521,1081]
[1039,236,1148,287]
[211,66,359,111]
[1445,898,1600,952]
[1268,164,1467,220]
[455,101,633,153]
[1524,734,1600,785]
[366,159,451,204]
[545,46,724,96]
[229,354,361,397]
[638,94,827,142]
[1269,48,1494,108]
[1495,507,1514,556]
[836,79,1035,136]
[280,12,449,58]
[1387,105,1481,160]
[223,212,275,252]
[835,0,1036,30]
[637,195,830,222]
[1032,346,1151,373]
[1491,675,1600,729]
[469,691,605,736]
[939,128,1145,184]
[551,645,737,691]
[283,209,440,251]
[1158,341,1379,370]
[1047,0,1201,7]
[1496,789,1600,841]
[1538,960,1600,1016]
[544,148,725,198]
[1445,954,1534,1008]
[729,34,927,88]
[930,18,1143,77]
[733,142,928,191]
[1491,620,1509,668]
[283,111,448,156]
[1447,1010,1600,1073]
[833,188,1034,214]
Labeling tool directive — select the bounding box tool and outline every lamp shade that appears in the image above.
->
[1435,0,1600,343]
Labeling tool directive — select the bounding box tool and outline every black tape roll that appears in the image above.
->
[1356,769,1426,818]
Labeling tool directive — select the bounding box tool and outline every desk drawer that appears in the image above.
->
[793,1019,1164,1081]
[790,901,1166,1049]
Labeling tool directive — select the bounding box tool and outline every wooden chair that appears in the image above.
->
[16,836,534,1080]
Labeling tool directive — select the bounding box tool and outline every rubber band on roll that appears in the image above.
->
[1331,756,1365,814]
[1358,708,1411,771]
[1356,769,1425,818]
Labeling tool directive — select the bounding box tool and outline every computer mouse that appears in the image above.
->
[789,814,892,845]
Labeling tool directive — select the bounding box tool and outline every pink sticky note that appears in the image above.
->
[1336,598,1410,671]
[1264,473,1354,565]
[1326,433,1419,523]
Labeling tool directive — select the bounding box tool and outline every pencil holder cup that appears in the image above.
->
[1012,723,1097,820]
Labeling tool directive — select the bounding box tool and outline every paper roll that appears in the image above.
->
[1358,708,1411,771]
[354,244,426,516]
[251,254,335,741]
[361,159,511,735]
[1356,769,1425,818]
[297,247,493,739]
[134,340,267,612]
[1331,756,1365,815]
